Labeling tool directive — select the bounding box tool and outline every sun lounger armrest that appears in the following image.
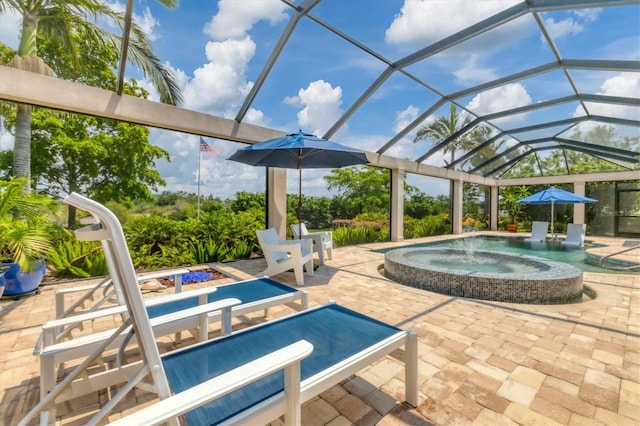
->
[54,269,189,298]
[36,286,223,354]
[149,297,242,336]
[142,286,220,307]
[304,230,332,238]
[269,243,303,254]
[55,282,105,296]
[107,340,314,426]
[43,286,221,331]
[278,239,313,251]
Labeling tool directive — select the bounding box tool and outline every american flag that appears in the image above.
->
[199,137,223,158]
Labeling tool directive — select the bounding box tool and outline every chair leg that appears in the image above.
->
[305,259,314,277]
[293,265,304,286]
[326,245,333,260]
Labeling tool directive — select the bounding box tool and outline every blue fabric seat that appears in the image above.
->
[163,304,402,425]
[146,277,301,319]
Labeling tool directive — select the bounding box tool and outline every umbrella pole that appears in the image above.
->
[298,168,303,238]
[551,200,555,240]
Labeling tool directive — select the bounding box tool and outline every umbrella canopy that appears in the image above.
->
[515,187,597,205]
[515,187,597,237]
[228,131,369,233]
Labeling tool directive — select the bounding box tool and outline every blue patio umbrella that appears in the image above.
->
[515,187,597,236]
[228,131,369,234]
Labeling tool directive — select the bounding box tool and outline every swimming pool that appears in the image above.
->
[378,235,630,274]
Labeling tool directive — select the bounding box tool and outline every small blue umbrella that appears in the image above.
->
[228,131,369,233]
[516,187,597,236]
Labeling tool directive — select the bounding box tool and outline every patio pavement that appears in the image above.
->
[1,232,638,425]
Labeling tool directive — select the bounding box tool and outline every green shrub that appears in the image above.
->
[332,225,385,246]
[130,243,192,270]
[227,240,254,260]
[187,238,230,264]
[124,215,189,255]
[404,215,451,238]
[47,240,108,278]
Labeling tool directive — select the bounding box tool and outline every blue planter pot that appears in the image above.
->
[0,270,5,298]
[1,259,46,296]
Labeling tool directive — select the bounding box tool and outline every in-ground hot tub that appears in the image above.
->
[384,248,583,304]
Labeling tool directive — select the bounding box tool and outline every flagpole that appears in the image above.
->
[197,144,202,220]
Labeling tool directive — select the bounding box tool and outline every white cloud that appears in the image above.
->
[542,8,601,42]
[289,80,344,136]
[453,54,498,84]
[542,17,583,41]
[151,131,266,200]
[181,36,256,116]
[385,0,520,47]
[136,0,295,199]
[106,2,160,41]
[394,105,419,133]
[574,73,640,121]
[244,108,270,126]
[137,8,161,41]
[466,83,532,125]
[572,8,602,23]
[204,0,288,40]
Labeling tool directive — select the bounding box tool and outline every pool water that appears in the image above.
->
[379,235,629,274]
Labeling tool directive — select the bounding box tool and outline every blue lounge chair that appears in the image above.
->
[21,193,418,425]
[33,212,307,424]
[36,277,309,413]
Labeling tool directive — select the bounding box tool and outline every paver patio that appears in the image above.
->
[1,232,638,425]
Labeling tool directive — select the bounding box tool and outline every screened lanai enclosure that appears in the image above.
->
[0,0,638,238]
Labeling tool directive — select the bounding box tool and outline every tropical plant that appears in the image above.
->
[414,103,491,166]
[187,238,230,264]
[1,0,182,181]
[404,215,451,238]
[0,177,56,269]
[500,185,530,224]
[332,225,386,246]
[47,240,107,278]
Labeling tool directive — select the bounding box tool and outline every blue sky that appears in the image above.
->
[1,1,638,200]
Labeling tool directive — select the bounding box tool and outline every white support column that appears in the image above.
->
[490,186,499,231]
[573,182,586,224]
[452,179,463,234]
[390,168,405,242]
[267,168,288,238]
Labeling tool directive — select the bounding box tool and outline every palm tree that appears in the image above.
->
[0,0,183,182]
[414,103,482,166]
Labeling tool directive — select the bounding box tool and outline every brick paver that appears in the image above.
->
[0,232,638,425]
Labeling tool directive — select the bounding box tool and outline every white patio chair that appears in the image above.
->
[257,228,314,286]
[291,222,333,264]
[562,223,586,246]
[524,221,549,243]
